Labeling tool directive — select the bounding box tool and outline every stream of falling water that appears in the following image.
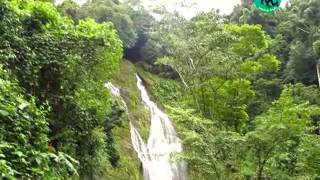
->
[105,75,187,180]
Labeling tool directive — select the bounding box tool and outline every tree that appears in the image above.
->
[154,11,280,132]
[57,0,79,20]
[0,0,123,178]
[276,0,320,85]
[76,0,138,48]
[245,87,319,179]
[0,65,78,179]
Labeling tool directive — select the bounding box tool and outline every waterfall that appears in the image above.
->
[105,82,127,109]
[135,75,187,180]
[105,75,187,180]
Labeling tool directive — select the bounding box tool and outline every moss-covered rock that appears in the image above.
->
[103,60,151,180]
[103,116,142,180]
[112,60,150,141]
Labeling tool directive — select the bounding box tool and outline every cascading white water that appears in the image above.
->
[135,75,187,180]
[105,82,127,109]
[105,82,147,158]
[105,75,187,180]
[105,82,148,168]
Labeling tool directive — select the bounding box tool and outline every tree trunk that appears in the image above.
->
[257,155,266,180]
[174,67,188,88]
[317,60,320,88]
[258,165,264,180]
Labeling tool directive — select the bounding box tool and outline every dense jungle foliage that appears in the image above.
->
[0,0,123,179]
[0,0,319,179]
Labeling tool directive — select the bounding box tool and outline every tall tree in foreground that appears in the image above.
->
[245,87,320,179]
[155,12,280,132]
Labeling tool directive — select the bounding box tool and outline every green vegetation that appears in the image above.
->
[103,111,142,180]
[0,65,77,179]
[144,2,320,179]
[0,0,123,179]
[112,60,151,141]
[0,0,320,179]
